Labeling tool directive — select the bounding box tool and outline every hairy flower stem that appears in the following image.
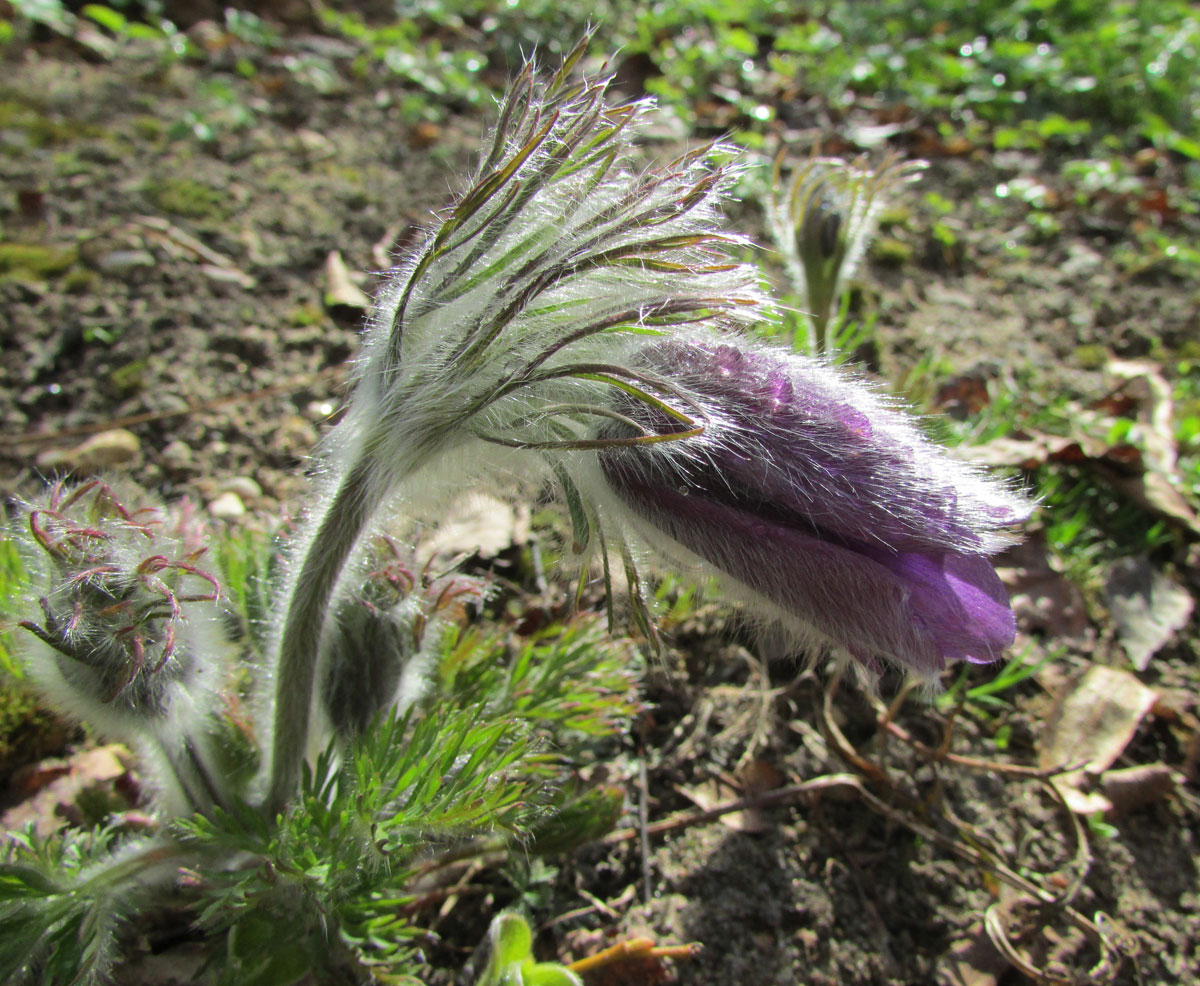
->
[265,456,379,816]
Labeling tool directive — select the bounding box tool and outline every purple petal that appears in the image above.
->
[865,550,1017,664]
[631,342,1002,553]
[596,338,1030,674]
[604,459,946,674]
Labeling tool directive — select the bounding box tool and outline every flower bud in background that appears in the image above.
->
[9,480,229,813]
[594,338,1032,679]
[768,151,925,353]
[321,539,491,739]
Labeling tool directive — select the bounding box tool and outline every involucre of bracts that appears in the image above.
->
[343,39,768,502]
[9,480,228,812]
[591,337,1033,677]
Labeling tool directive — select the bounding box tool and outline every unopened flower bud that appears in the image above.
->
[321,540,491,738]
[595,338,1031,678]
[769,152,925,352]
[10,481,227,812]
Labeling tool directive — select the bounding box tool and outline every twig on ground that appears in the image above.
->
[876,712,1085,779]
[637,758,651,903]
[600,773,861,845]
[133,215,256,288]
[537,885,636,932]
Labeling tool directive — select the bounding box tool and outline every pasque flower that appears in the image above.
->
[264,40,766,811]
[594,338,1032,676]
[768,152,925,353]
[265,43,1027,811]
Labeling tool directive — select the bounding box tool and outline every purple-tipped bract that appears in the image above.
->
[597,340,1032,676]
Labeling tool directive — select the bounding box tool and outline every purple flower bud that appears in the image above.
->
[597,340,1032,676]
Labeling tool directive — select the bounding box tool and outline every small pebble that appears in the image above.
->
[153,393,191,415]
[161,440,194,471]
[220,476,262,501]
[96,250,155,273]
[277,414,320,453]
[207,491,245,519]
[296,128,335,159]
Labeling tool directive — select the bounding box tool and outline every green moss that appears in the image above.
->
[132,115,166,141]
[109,360,151,395]
[142,176,230,220]
[0,242,79,278]
[317,162,364,185]
[1073,344,1110,370]
[62,267,100,294]
[870,235,914,266]
[0,99,101,147]
[0,675,69,776]
[50,149,90,177]
[1177,339,1200,361]
[287,302,325,327]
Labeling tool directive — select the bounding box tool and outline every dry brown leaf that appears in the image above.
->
[36,428,141,474]
[956,432,1092,470]
[1101,360,1200,537]
[1098,464,1200,538]
[323,249,371,311]
[421,494,528,562]
[673,759,786,834]
[408,121,442,148]
[995,534,1090,639]
[1099,763,1177,817]
[1104,556,1194,670]
[674,778,762,832]
[1040,665,1159,815]
[961,359,1200,537]
[934,373,991,417]
[942,923,1008,986]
